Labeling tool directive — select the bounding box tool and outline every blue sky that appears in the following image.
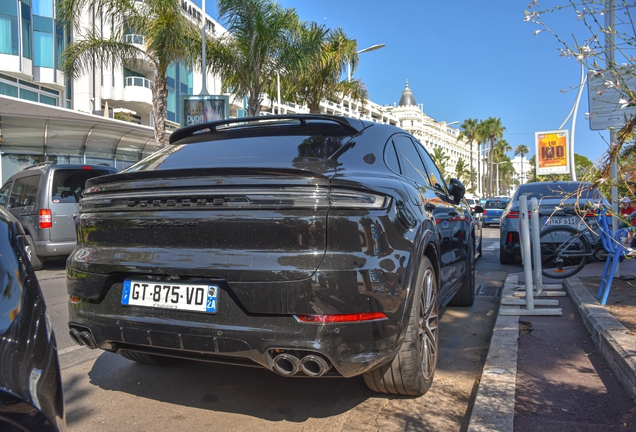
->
[202,0,612,164]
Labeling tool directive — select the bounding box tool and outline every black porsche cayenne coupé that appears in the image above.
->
[67,114,479,396]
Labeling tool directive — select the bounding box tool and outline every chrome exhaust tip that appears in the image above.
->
[78,331,97,349]
[272,353,301,376]
[69,328,83,346]
[300,354,332,377]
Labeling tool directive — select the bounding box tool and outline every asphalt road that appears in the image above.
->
[38,227,516,432]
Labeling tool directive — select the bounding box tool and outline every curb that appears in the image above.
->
[564,277,636,400]
[467,274,519,432]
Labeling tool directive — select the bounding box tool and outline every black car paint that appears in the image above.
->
[67,115,475,378]
[0,209,65,431]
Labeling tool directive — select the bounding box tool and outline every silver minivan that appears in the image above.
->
[0,162,117,269]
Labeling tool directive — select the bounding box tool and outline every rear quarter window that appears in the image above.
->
[51,169,114,203]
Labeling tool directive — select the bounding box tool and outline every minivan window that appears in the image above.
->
[51,169,113,203]
[9,175,40,208]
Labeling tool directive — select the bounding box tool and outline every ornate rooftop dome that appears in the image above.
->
[398,79,417,107]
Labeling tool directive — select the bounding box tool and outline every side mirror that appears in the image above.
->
[448,178,466,204]
[473,205,484,214]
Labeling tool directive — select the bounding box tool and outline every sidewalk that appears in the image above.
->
[467,259,636,431]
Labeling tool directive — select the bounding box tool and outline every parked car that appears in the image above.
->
[499,181,608,265]
[0,208,65,431]
[66,114,479,396]
[463,198,484,257]
[482,198,510,227]
[0,162,117,269]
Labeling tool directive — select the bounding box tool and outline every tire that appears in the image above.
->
[593,245,608,262]
[477,236,483,258]
[539,225,591,279]
[499,249,515,265]
[120,350,178,366]
[363,256,439,396]
[24,234,43,270]
[449,241,475,307]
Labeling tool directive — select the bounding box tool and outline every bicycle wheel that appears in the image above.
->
[539,225,592,279]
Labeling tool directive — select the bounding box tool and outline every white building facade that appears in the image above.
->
[0,0,475,186]
[385,80,478,186]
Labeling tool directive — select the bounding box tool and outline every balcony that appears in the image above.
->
[114,76,154,114]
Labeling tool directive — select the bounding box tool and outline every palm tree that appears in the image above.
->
[514,144,530,184]
[57,0,203,148]
[454,158,471,186]
[458,118,479,194]
[289,27,368,113]
[431,147,450,181]
[479,118,506,197]
[208,0,324,116]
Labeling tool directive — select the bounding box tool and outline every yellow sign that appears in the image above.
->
[535,130,569,175]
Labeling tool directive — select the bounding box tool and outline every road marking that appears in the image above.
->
[58,345,83,355]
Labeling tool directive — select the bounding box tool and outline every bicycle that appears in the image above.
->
[538,206,636,279]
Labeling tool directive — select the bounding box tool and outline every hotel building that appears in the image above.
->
[0,0,473,187]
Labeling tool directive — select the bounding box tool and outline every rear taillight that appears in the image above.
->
[82,166,93,170]
[507,211,519,218]
[329,190,386,209]
[295,312,388,323]
[39,209,52,229]
[584,209,597,217]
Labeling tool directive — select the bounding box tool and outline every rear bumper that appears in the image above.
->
[34,240,75,257]
[500,230,521,257]
[483,216,502,225]
[67,265,410,378]
[68,288,402,378]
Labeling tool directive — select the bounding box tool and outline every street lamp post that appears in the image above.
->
[494,161,507,196]
[348,43,385,81]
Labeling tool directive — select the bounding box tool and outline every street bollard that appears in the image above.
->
[500,196,562,316]
[530,198,544,296]
[519,196,534,310]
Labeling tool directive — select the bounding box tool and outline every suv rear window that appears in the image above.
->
[516,183,601,200]
[485,200,508,209]
[51,169,113,203]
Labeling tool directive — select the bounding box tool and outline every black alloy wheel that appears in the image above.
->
[363,255,439,396]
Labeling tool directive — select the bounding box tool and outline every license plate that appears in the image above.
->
[543,217,580,226]
[121,280,218,313]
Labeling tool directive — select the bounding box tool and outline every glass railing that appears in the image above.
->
[124,76,154,89]
[124,34,144,45]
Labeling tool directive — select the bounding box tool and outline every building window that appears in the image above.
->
[0,1,19,55]
[20,87,38,101]
[40,93,56,106]
[0,81,18,97]
[33,0,53,68]
[55,22,64,68]
[21,0,32,59]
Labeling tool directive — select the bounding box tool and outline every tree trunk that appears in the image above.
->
[248,93,261,117]
[469,140,474,193]
[487,138,494,196]
[520,156,524,184]
[151,74,168,148]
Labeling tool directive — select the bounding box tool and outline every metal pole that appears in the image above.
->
[200,0,209,96]
[519,196,535,310]
[606,0,619,274]
[277,73,281,113]
[530,197,544,296]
